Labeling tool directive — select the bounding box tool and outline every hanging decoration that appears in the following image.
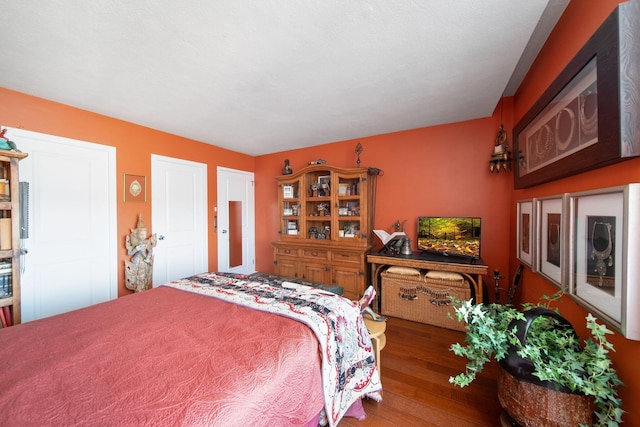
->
[489,98,512,173]
[355,142,363,167]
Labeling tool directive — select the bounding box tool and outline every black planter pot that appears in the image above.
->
[499,307,577,392]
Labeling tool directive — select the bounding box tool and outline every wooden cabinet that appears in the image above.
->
[273,164,378,300]
[0,150,27,326]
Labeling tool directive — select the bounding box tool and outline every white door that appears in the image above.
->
[217,167,255,274]
[4,127,117,322]
[151,155,207,285]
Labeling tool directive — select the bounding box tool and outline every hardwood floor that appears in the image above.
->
[339,316,503,427]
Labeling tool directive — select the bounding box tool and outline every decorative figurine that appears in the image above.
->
[492,269,505,303]
[308,159,327,165]
[355,142,363,167]
[317,203,329,216]
[281,159,292,175]
[0,129,21,152]
[310,182,319,197]
[357,285,386,322]
[125,214,157,292]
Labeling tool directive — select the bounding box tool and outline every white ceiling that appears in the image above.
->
[0,1,568,156]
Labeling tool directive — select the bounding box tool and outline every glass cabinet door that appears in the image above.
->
[276,165,374,247]
[335,171,367,242]
[279,177,301,238]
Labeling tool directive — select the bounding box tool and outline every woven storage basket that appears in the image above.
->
[381,270,470,331]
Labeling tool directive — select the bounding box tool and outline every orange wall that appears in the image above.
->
[2,0,638,421]
[0,87,255,297]
[512,0,639,423]
[255,111,514,291]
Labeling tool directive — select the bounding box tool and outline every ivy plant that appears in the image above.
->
[448,293,624,427]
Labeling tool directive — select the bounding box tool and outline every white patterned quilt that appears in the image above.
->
[164,272,382,427]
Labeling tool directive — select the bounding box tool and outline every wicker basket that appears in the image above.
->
[381,270,470,331]
[498,367,594,427]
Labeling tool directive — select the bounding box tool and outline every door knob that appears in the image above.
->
[158,235,165,240]
[222,229,228,234]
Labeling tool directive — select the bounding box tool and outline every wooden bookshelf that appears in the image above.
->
[0,150,27,327]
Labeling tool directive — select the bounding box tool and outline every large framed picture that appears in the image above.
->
[516,199,535,268]
[517,60,597,179]
[513,2,640,188]
[536,195,567,289]
[568,184,640,340]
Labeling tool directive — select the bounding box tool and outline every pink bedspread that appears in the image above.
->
[166,272,382,426]
[0,286,325,426]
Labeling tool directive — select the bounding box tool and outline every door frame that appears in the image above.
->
[217,166,255,274]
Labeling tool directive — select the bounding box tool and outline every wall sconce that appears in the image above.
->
[489,98,512,173]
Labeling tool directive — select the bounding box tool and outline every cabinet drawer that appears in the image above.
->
[331,250,362,265]
[301,249,329,260]
[275,247,299,257]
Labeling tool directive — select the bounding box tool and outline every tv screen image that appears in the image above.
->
[417,217,481,258]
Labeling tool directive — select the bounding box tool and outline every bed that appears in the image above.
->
[0,272,382,426]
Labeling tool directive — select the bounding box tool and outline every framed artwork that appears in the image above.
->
[516,199,535,268]
[568,184,640,340]
[535,195,567,289]
[317,175,331,197]
[317,175,330,187]
[517,60,597,179]
[124,174,146,202]
[513,2,640,188]
[283,184,294,199]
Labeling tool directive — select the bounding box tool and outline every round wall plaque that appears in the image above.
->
[129,179,142,197]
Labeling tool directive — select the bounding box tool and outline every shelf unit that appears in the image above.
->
[273,164,378,300]
[0,150,27,326]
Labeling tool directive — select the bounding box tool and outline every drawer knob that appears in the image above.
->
[284,249,291,254]
[311,251,318,256]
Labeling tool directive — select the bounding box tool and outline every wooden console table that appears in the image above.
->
[367,251,488,311]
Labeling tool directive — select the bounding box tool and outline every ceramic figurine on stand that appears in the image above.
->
[125,214,157,292]
[282,159,292,175]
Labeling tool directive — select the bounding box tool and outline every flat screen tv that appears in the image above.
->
[417,217,481,259]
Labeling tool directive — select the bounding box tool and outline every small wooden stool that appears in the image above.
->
[363,314,387,371]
